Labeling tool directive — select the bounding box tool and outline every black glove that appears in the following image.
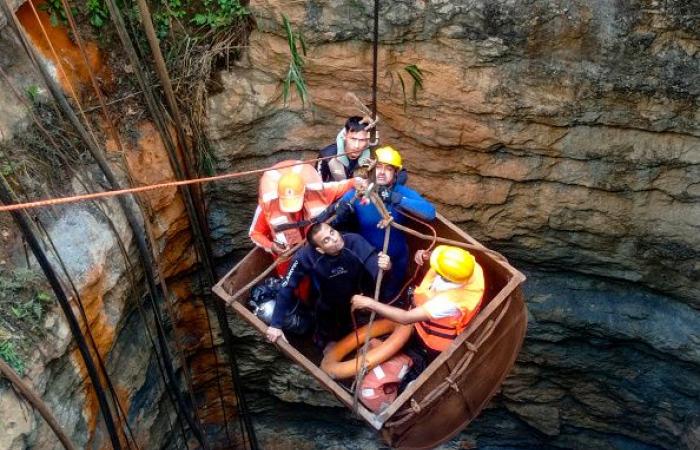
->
[334,201,354,222]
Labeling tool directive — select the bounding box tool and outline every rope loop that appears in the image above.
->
[410,398,422,414]
[445,376,460,393]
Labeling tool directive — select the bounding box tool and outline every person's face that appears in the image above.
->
[344,129,370,159]
[375,162,396,186]
[312,224,345,255]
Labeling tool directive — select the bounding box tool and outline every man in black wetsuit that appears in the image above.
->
[265,222,392,346]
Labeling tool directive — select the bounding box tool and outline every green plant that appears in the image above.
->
[0,268,52,339]
[390,64,426,111]
[40,0,71,27]
[0,162,13,176]
[86,0,109,28]
[0,340,25,374]
[25,85,40,104]
[281,14,309,107]
[192,0,248,29]
[153,0,188,38]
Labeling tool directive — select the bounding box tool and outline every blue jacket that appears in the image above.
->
[336,184,436,300]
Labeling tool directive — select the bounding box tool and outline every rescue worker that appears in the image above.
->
[265,222,392,346]
[334,146,436,302]
[351,245,485,354]
[317,116,372,182]
[248,160,355,271]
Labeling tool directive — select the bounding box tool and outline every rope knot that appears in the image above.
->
[445,376,460,392]
[410,398,422,414]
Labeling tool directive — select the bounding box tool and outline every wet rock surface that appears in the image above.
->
[207,0,700,448]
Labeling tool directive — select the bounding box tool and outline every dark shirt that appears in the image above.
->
[317,143,355,182]
[270,233,381,328]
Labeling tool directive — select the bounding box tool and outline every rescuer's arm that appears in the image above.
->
[249,206,274,252]
[390,186,436,221]
[249,206,288,255]
[266,253,307,343]
[346,233,392,279]
[351,294,430,324]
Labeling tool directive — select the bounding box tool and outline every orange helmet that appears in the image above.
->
[277,172,305,213]
[429,245,475,283]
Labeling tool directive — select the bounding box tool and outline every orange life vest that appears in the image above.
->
[413,264,485,352]
[259,161,329,246]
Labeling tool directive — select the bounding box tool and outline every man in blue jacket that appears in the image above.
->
[334,146,436,303]
[265,222,392,345]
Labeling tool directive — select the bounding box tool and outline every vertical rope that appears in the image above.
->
[352,224,390,414]
[371,0,379,124]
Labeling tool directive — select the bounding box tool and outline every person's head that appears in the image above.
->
[374,146,402,186]
[343,116,371,160]
[429,245,476,283]
[308,222,345,255]
[278,172,305,213]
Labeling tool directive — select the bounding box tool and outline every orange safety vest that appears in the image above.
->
[259,161,329,246]
[413,264,485,352]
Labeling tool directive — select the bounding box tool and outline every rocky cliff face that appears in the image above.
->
[205,1,699,448]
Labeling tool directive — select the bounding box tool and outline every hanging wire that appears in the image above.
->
[0,64,192,449]
[0,173,124,450]
[0,2,205,446]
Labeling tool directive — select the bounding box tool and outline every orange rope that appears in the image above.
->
[0,156,337,213]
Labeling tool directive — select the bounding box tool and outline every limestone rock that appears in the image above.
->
[207,0,700,304]
[0,388,34,450]
[0,28,42,143]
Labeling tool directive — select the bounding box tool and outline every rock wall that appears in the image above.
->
[1,2,247,448]
[205,1,699,449]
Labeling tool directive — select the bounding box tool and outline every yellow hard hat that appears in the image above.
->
[278,172,305,213]
[429,245,475,283]
[375,146,402,169]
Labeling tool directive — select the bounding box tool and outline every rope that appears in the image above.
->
[0,155,339,213]
[0,359,78,450]
[351,191,392,414]
[371,0,379,122]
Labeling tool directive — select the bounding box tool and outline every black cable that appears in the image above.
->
[371,0,379,123]
[0,3,205,446]
[0,66,183,449]
[0,174,123,450]
[35,220,142,450]
[102,0,246,445]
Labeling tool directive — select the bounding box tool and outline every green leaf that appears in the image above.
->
[298,32,307,56]
[11,306,23,318]
[398,73,407,111]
